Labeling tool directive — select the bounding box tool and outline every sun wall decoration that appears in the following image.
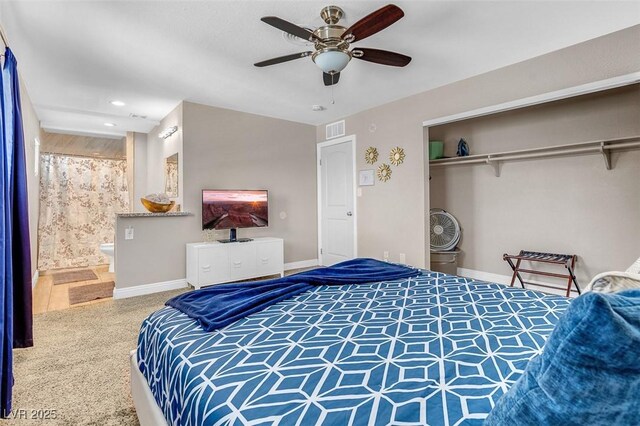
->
[389,146,405,166]
[377,163,392,182]
[365,147,378,164]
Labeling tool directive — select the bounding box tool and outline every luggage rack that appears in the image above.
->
[503,250,580,297]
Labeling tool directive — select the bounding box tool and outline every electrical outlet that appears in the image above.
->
[125,226,134,240]
[383,251,389,262]
[399,253,406,264]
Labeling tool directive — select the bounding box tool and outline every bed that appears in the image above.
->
[132,270,570,425]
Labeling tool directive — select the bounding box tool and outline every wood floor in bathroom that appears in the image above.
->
[33,265,115,314]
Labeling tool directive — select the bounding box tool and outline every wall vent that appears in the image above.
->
[325,120,345,140]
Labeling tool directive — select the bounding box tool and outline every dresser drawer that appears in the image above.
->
[198,247,229,285]
[228,244,257,281]
[256,241,284,276]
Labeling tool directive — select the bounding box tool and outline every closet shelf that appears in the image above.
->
[428,136,640,177]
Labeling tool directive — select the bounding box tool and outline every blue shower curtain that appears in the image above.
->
[0,47,33,417]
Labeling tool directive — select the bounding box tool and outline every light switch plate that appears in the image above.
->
[359,169,375,186]
[125,227,134,240]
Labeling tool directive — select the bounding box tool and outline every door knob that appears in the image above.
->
[346,211,353,216]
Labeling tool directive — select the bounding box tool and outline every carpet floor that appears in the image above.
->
[13,288,187,425]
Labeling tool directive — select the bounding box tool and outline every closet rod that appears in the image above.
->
[429,136,640,166]
[429,137,640,175]
[492,142,640,163]
[610,140,640,150]
[429,136,640,167]
[494,147,587,162]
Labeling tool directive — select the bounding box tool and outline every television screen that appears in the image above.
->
[202,190,268,230]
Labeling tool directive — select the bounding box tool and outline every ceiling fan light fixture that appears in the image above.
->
[313,49,350,74]
[256,4,410,85]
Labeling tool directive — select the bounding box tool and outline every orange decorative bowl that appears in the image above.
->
[140,198,175,213]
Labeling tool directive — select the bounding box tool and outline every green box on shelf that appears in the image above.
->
[429,141,444,160]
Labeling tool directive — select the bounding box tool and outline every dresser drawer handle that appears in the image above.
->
[261,257,269,263]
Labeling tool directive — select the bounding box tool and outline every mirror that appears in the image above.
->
[164,153,179,197]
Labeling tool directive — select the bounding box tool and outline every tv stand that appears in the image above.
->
[186,238,284,289]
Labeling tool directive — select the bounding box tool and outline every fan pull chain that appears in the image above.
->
[330,83,335,105]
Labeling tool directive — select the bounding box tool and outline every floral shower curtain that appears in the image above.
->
[164,160,178,197]
[38,154,129,270]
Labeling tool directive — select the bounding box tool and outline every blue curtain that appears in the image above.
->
[0,47,33,417]
[5,48,32,351]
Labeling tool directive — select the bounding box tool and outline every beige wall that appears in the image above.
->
[116,102,184,288]
[145,103,183,209]
[181,101,318,261]
[133,132,148,212]
[125,132,135,209]
[430,85,640,284]
[316,24,640,270]
[126,131,149,213]
[115,101,317,289]
[19,78,40,279]
[316,108,428,268]
[115,215,192,287]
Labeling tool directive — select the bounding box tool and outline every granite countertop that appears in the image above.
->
[116,212,193,218]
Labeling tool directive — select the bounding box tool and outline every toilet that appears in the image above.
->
[100,243,115,273]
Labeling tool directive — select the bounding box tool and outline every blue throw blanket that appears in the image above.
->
[167,258,420,332]
[485,289,640,425]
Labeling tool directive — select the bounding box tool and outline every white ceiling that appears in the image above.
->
[1,1,639,137]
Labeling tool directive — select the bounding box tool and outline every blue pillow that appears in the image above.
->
[485,289,640,425]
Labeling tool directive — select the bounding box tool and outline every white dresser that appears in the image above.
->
[186,238,284,289]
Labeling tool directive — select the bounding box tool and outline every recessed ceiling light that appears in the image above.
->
[104,122,116,127]
[110,100,125,106]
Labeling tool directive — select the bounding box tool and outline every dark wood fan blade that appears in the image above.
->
[254,51,312,67]
[261,16,318,42]
[342,4,404,42]
[353,48,411,67]
[323,72,340,86]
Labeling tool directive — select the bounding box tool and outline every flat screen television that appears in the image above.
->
[202,189,268,242]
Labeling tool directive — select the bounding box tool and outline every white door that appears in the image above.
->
[319,139,355,265]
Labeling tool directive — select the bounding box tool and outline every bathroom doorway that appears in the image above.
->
[33,132,129,312]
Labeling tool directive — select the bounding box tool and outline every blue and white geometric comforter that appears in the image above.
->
[137,271,570,426]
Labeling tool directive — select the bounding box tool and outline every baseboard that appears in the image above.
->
[113,278,188,299]
[114,261,317,299]
[284,259,318,271]
[457,267,572,297]
[32,270,39,289]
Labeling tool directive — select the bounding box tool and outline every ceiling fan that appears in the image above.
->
[254,4,411,86]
